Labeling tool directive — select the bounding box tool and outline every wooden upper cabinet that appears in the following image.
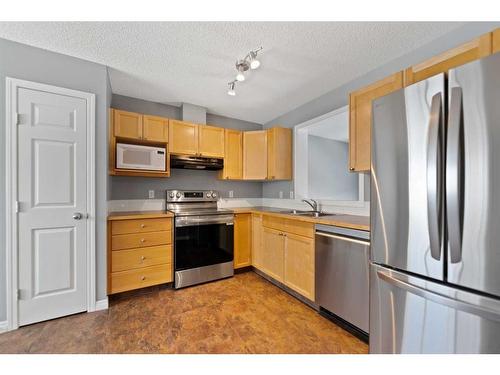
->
[493,28,500,54]
[198,125,225,158]
[220,129,243,179]
[114,109,143,140]
[243,130,268,180]
[349,71,403,172]
[169,120,199,155]
[404,32,492,86]
[234,213,252,269]
[143,115,168,142]
[267,127,292,180]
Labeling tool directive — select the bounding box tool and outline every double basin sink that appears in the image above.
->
[278,209,332,218]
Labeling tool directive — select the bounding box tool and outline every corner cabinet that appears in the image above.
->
[219,129,243,180]
[234,213,252,269]
[243,130,268,180]
[267,127,292,180]
[349,71,403,172]
[404,32,492,86]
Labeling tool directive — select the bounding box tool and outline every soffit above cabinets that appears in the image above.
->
[0,22,463,123]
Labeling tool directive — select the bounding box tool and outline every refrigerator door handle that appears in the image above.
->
[427,93,443,261]
[376,269,500,322]
[447,87,464,263]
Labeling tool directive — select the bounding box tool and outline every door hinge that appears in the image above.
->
[15,113,21,125]
[17,289,29,300]
[14,201,20,213]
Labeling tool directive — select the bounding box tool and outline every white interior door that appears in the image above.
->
[16,84,89,326]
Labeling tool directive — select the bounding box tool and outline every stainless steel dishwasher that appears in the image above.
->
[315,224,370,338]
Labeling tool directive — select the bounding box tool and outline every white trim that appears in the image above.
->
[293,105,366,206]
[5,77,97,331]
[95,298,109,311]
[0,320,8,334]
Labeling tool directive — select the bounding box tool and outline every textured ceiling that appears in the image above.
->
[0,22,463,123]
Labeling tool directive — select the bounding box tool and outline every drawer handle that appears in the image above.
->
[141,224,146,228]
[141,276,146,281]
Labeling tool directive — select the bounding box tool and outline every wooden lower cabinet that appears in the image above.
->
[251,214,264,270]
[108,216,173,294]
[234,213,252,269]
[283,233,315,301]
[261,227,285,282]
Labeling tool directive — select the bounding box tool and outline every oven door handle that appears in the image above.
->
[175,214,234,227]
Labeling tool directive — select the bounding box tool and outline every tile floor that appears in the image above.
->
[0,272,368,354]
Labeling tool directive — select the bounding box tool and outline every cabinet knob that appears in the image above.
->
[349,167,355,171]
[141,276,146,281]
[141,224,146,228]
[140,238,145,243]
[141,256,146,261]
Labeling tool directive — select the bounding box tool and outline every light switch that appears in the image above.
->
[229,190,234,198]
[279,191,283,199]
[148,190,155,199]
[290,191,294,199]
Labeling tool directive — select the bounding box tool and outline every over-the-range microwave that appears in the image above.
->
[116,143,166,171]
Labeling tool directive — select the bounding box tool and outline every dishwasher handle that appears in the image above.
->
[315,231,370,245]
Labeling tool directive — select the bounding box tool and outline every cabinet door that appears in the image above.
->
[284,232,315,301]
[493,28,500,54]
[198,125,225,158]
[349,71,403,172]
[251,214,263,270]
[243,130,268,180]
[169,120,199,155]
[267,127,292,180]
[261,227,285,282]
[143,115,168,142]
[221,129,242,179]
[113,109,143,140]
[234,213,252,269]
[404,32,492,86]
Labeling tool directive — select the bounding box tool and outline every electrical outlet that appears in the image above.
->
[229,190,234,198]
[279,191,283,199]
[148,190,155,199]
[290,191,294,199]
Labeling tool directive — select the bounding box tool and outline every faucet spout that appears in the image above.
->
[302,199,319,212]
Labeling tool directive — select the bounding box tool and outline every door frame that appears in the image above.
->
[5,77,97,331]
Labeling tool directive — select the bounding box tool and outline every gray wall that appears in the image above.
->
[0,37,110,321]
[263,22,500,198]
[308,136,357,200]
[110,94,263,200]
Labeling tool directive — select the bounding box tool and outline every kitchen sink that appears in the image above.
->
[278,210,332,217]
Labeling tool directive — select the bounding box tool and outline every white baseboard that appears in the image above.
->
[95,298,109,311]
[0,320,8,333]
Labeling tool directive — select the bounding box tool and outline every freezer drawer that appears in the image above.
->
[315,225,370,333]
[370,263,500,354]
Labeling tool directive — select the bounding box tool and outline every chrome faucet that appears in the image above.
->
[302,199,319,212]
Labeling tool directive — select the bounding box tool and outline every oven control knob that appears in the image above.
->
[169,192,174,198]
[211,192,217,198]
[206,192,211,198]
[176,192,181,198]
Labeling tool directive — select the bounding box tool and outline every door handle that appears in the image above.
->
[426,93,443,261]
[377,268,500,322]
[447,87,464,264]
[73,212,83,220]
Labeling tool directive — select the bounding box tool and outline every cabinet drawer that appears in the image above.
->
[262,215,286,232]
[111,231,171,251]
[109,264,172,294]
[111,245,172,272]
[285,219,314,238]
[111,218,172,235]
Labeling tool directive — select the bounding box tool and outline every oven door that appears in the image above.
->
[174,214,234,272]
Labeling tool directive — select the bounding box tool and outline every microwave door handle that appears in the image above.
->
[427,93,443,261]
[447,87,464,264]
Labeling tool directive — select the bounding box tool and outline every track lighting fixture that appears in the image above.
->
[226,47,263,96]
[227,81,236,96]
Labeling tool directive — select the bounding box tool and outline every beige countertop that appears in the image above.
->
[107,207,369,231]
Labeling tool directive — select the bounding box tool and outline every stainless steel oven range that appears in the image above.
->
[167,190,234,289]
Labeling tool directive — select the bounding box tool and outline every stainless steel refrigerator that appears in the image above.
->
[370,52,500,354]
